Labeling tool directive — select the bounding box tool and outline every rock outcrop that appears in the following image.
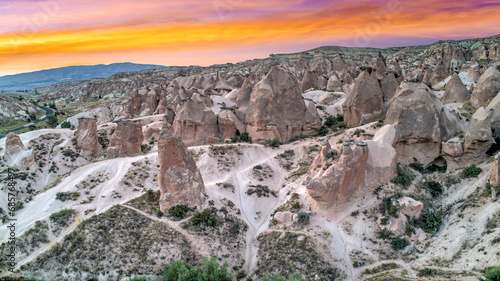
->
[486,92,500,133]
[342,66,384,127]
[397,197,424,219]
[384,82,464,165]
[442,73,471,104]
[326,73,343,92]
[306,141,369,209]
[172,94,219,146]
[245,66,321,143]
[217,109,245,140]
[157,120,205,211]
[107,120,144,158]
[380,71,399,105]
[377,212,407,237]
[442,107,493,170]
[75,117,100,159]
[307,125,397,209]
[471,67,500,107]
[4,132,34,168]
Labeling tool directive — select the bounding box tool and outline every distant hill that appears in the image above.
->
[0,63,165,91]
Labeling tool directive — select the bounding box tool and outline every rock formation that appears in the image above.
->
[442,73,471,104]
[486,92,500,133]
[397,197,424,219]
[217,109,245,140]
[107,120,144,158]
[75,117,100,159]
[384,82,464,165]
[326,73,343,92]
[377,212,407,237]
[371,52,387,80]
[157,119,205,211]
[245,66,321,143]
[342,66,384,127]
[380,71,399,105]
[442,107,493,170]
[307,125,397,209]
[172,94,219,146]
[4,132,34,168]
[471,67,500,107]
[306,141,369,209]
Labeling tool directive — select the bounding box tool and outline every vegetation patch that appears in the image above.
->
[126,189,162,217]
[391,164,415,188]
[22,205,197,280]
[247,184,277,197]
[255,232,343,280]
[461,164,482,178]
[49,208,76,235]
[55,191,80,202]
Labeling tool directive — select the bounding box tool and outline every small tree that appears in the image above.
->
[46,114,58,128]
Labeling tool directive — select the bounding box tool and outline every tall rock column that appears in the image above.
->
[158,118,205,212]
[75,117,100,159]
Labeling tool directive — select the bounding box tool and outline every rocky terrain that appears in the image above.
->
[1,34,500,281]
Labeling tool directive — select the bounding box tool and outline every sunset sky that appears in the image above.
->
[0,0,499,76]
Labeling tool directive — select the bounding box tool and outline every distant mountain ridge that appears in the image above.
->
[0,63,165,91]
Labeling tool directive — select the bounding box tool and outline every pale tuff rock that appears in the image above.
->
[384,82,464,165]
[107,119,144,158]
[172,94,219,146]
[306,142,369,210]
[442,107,493,170]
[274,211,294,225]
[75,117,101,159]
[490,153,500,188]
[4,132,34,168]
[342,66,384,127]
[468,59,483,82]
[380,71,400,105]
[471,67,500,107]
[217,109,245,140]
[245,66,321,143]
[307,126,397,209]
[442,73,471,104]
[158,120,205,212]
[486,92,500,133]
[364,125,398,190]
[377,212,407,237]
[397,197,424,219]
[430,58,449,84]
[326,73,343,92]
[371,51,387,80]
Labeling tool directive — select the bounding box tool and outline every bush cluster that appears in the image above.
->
[461,164,482,178]
[168,205,192,220]
[190,209,217,227]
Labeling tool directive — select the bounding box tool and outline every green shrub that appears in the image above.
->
[168,205,192,219]
[425,180,443,197]
[461,164,482,178]
[417,209,444,233]
[297,212,310,225]
[55,192,80,202]
[391,238,409,250]
[163,256,233,281]
[479,266,500,281]
[377,229,393,239]
[417,268,445,277]
[317,126,329,136]
[46,114,59,128]
[324,115,337,127]
[49,208,75,228]
[391,164,415,188]
[239,132,252,143]
[265,139,281,148]
[60,121,71,128]
[129,277,151,281]
[191,209,217,227]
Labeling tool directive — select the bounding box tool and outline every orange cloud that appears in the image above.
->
[0,0,499,76]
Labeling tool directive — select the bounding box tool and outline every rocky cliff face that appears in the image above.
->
[172,94,219,146]
[158,119,205,211]
[4,132,34,168]
[384,82,465,165]
[342,66,385,127]
[75,117,100,159]
[245,66,321,143]
[107,120,144,158]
